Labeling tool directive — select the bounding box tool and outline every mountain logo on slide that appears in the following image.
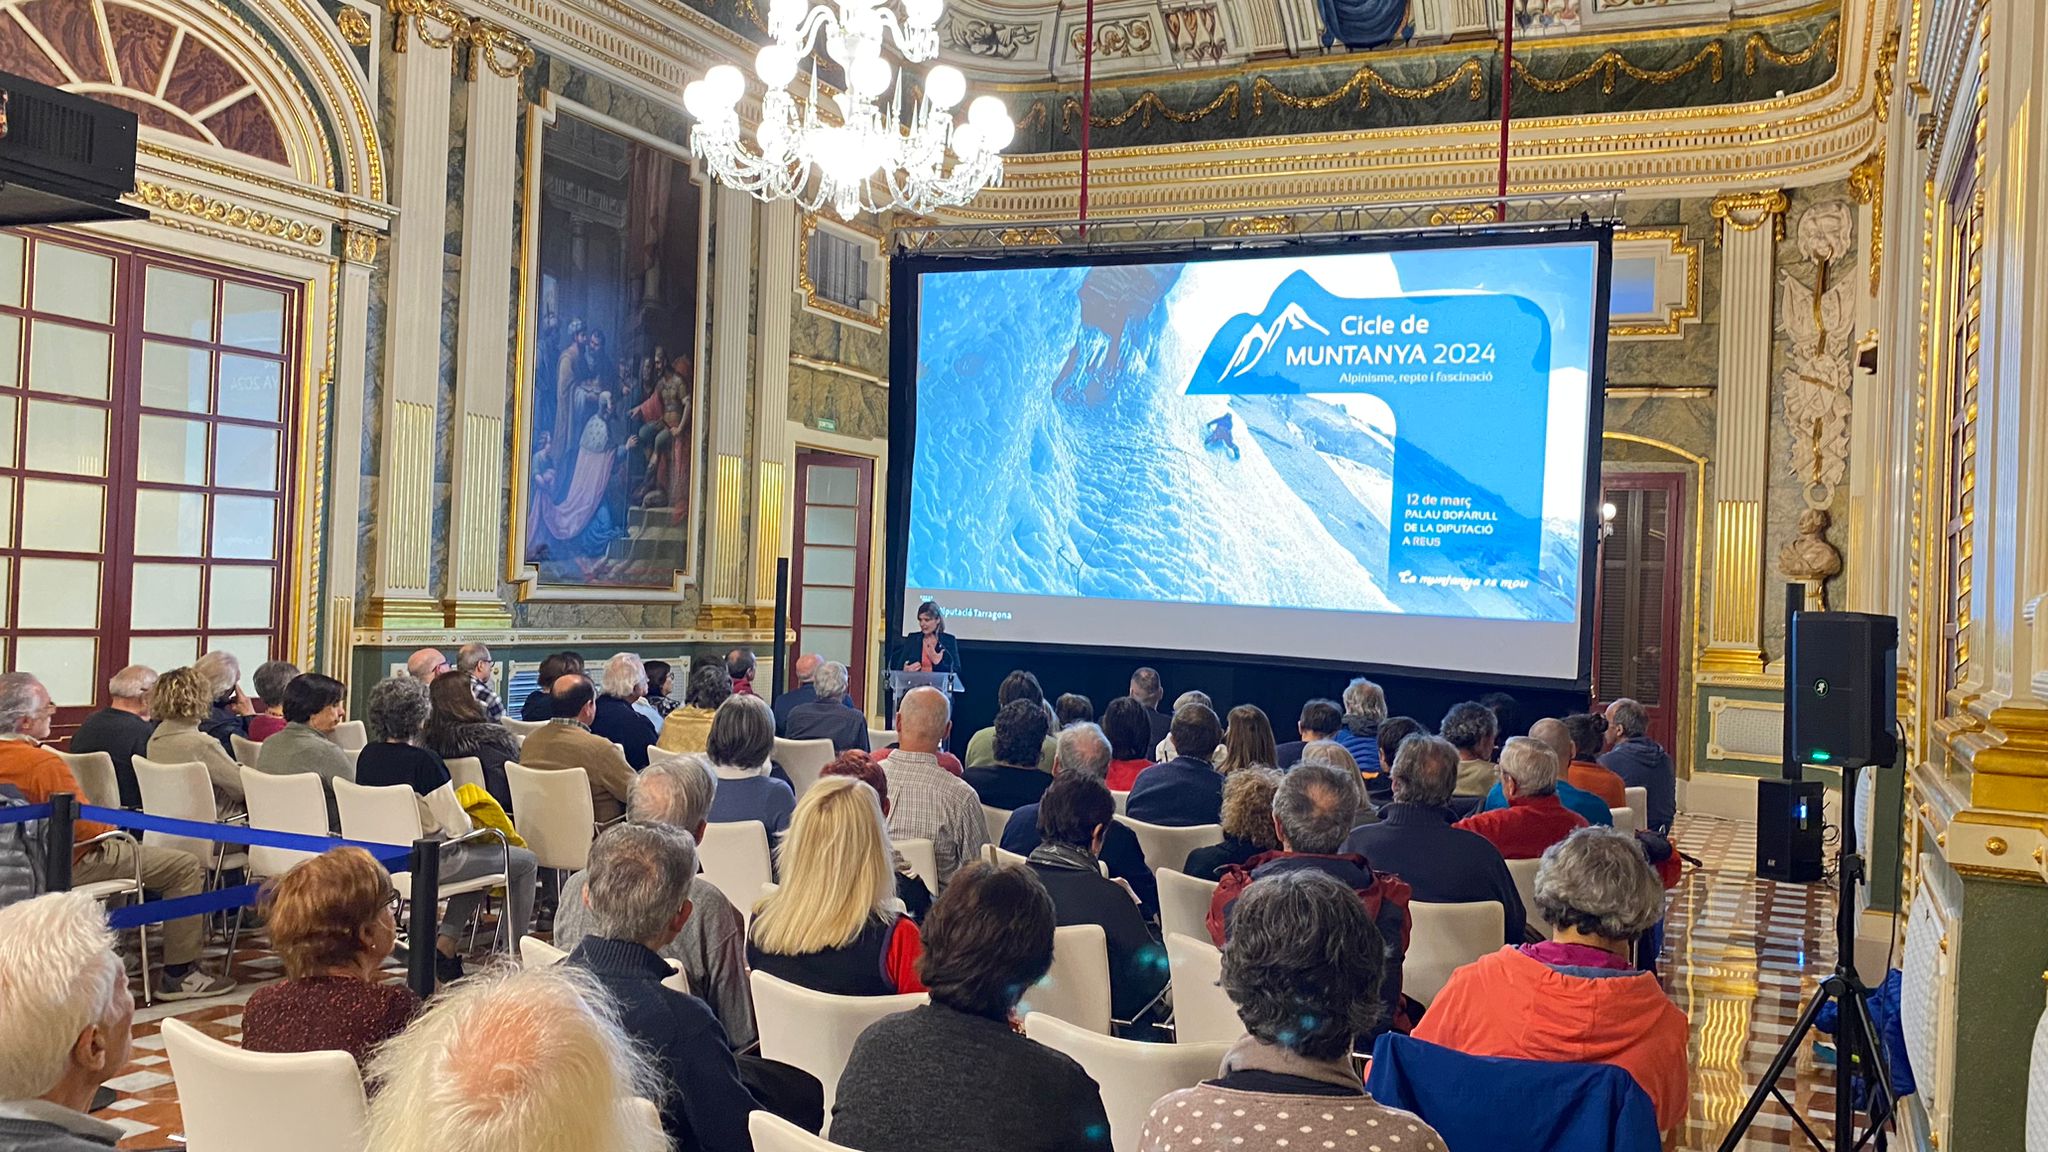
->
[1219,301,1328,380]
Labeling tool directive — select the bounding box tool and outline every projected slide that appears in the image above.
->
[901,238,1603,681]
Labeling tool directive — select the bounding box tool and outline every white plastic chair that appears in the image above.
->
[1507,856,1552,938]
[332,720,368,751]
[1625,785,1649,831]
[624,1097,667,1152]
[750,970,927,1119]
[1015,923,1111,1034]
[893,837,939,893]
[445,756,485,795]
[503,718,547,737]
[982,804,1012,844]
[72,827,150,1002]
[133,755,247,881]
[238,767,330,879]
[506,762,595,872]
[1405,900,1506,1005]
[1165,933,1242,1044]
[1155,868,1218,945]
[751,1109,861,1152]
[231,733,265,770]
[700,821,774,926]
[1113,815,1224,875]
[983,843,1028,868]
[867,728,898,750]
[773,737,836,800]
[161,1017,368,1152]
[55,750,120,808]
[1609,806,1638,834]
[1024,1012,1232,1152]
[333,778,507,951]
[1110,789,1129,816]
[520,934,567,967]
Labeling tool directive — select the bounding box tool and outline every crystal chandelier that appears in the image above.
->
[681,0,1016,220]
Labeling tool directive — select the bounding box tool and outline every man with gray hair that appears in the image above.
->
[70,665,159,808]
[192,649,253,753]
[554,754,756,1048]
[782,660,869,753]
[0,892,136,1149]
[1343,734,1526,942]
[1473,719,1616,829]
[1208,757,1413,1029]
[1129,666,1172,745]
[454,642,504,721]
[1335,676,1387,775]
[1456,736,1589,860]
[1600,697,1676,833]
[1440,700,1501,799]
[771,652,855,735]
[565,822,762,1149]
[996,721,1159,915]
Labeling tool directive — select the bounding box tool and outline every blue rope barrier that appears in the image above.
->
[76,804,410,860]
[0,802,53,826]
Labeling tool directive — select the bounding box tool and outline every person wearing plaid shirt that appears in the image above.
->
[457,642,505,722]
[880,686,988,888]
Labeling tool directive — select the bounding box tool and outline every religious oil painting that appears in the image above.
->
[513,101,707,597]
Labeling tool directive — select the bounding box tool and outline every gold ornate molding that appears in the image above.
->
[1252,59,1486,113]
[336,5,373,45]
[340,224,379,264]
[388,0,535,78]
[1873,26,1899,122]
[131,180,328,247]
[1222,215,1292,236]
[998,227,1061,245]
[1609,226,1702,338]
[1743,17,1840,77]
[1511,42,1723,96]
[1061,86,1239,132]
[1709,189,1790,243]
[1427,204,1497,226]
[1848,148,1884,296]
[796,213,889,329]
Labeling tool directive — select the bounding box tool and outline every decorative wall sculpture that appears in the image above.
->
[1775,198,1855,509]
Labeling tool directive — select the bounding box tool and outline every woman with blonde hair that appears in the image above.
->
[1215,703,1278,775]
[145,665,246,813]
[747,775,926,995]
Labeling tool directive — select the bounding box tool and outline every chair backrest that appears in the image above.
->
[892,837,939,893]
[132,756,220,860]
[1114,815,1224,875]
[519,934,568,968]
[1155,868,1218,945]
[750,969,927,1118]
[1404,900,1506,1005]
[623,1097,666,1152]
[773,737,836,801]
[1110,789,1129,816]
[1023,1013,1232,1152]
[867,729,898,750]
[332,778,424,851]
[751,1109,860,1152]
[1625,785,1649,830]
[1505,857,1552,938]
[1608,806,1638,834]
[982,843,1028,869]
[1364,1033,1662,1152]
[505,761,594,871]
[445,756,485,794]
[699,821,774,925]
[1015,922,1111,1034]
[55,750,120,809]
[1164,933,1242,1045]
[503,718,547,737]
[239,767,331,878]
[161,1017,368,1152]
[230,733,264,769]
[332,720,368,751]
[982,804,1012,844]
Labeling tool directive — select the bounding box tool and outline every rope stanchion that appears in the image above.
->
[45,792,74,892]
[407,838,440,1001]
[0,801,53,825]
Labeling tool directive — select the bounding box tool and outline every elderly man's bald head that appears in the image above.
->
[1530,717,1574,771]
[793,653,822,683]
[895,686,952,752]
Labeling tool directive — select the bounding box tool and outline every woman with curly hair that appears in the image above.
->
[1181,766,1283,881]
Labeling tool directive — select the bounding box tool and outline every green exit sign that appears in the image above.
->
[816,417,837,432]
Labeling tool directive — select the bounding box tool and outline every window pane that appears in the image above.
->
[137,415,209,485]
[207,565,272,629]
[20,479,103,552]
[0,477,13,548]
[27,322,111,400]
[206,635,270,693]
[132,563,202,629]
[134,489,206,556]
[17,557,100,628]
[804,505,855,546]
[0,558,10,627]
[140,341,210,412]
[800,586,854,628]
[144,267,217,341]
[217,354,282,422]
[15,636,96,706]
[31,242,113,324]
[211,495,275,559]
[0,233,22,308]
[802,626,853,668]
[806,465,858,505]
[222,283,285,352]
[801,545,855,587]
[213,424,279,490]
[0,314,18,389]
[128,635,198,673]
[0,394,16,468]
[24,400,107,477]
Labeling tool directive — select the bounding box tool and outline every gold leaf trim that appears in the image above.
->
[1709,188,1789,243]
[796,213,889,328]
[998,227,1062,245]
[1743,17,1840,77]
[1427,204,1498,226]
[1510,42,1723,96]
[1252,59,1486,113]
[388,0,535,79]
[1608,226,1702,337]
[131,179,327,247]
[1848,147,1884,296]
[1222,215,1292,236]
[1060,85,1240,133]
[336,5,373,45]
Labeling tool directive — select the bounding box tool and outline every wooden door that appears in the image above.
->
[788,451,874,697]
[1593,471,1686,753]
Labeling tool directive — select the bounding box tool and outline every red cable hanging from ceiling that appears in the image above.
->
[1497,0,1514,217]
[1079,0,1097,229]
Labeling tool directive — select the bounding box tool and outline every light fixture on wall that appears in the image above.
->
[681,0,1014,220]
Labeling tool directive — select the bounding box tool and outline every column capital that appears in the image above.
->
[1709,189,1790,244]
[387,0,535,79]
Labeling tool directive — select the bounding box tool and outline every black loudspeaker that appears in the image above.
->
[1788,611,1900,770]
[1757,777,1826,882]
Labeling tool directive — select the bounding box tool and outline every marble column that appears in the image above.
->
[751,201,797,608]
[442,58,523,629]
[703,186,756,607]
[1700,189,1788,674]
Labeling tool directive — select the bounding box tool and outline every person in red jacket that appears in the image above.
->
[1455,737,1587,860]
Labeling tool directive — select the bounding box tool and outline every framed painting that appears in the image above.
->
[508,95,708,600]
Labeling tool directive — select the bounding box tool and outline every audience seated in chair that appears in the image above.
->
[1273,697,1340,772]
[1025,773,1167,1029]
[452,642,506,722]
[660,659,733,756]
[1181,767,1281,882]
[1142,871,1447,1152]
[567,822,789,1150]
[1334,679,1386,788]
[964,671,1057,772]
[1053,694,1093,728]
[0,892,140,1150]
[405,648,449,684]
[1215,705,1277,777]
[727,648,759,697]
[1125,703,1226,827]
[770,652,822,734]
[643,660,679,719]
[356,676,538,983]
[1208,760,1410,1033]
[241,847,420,1067]
[146,665,247,816]
[1559,713,1629,810]
[1599,699,1677,833]
[193,649,254,755]
[1341,735,1526,943]
[749,775,927,996]
[420,672,521,815]
[0,673,232,1001]
[1413,826,1689,1134]
[519,673,638,822]
[555,753,757,1049]
[783,661,871,754]
[965,700,1055,811]
[1000,723,1156,917]
[1440,701,1499,799]
[830,863,1111,1152]
[1150,690,1211,761]
[1098,697,1155,792]
[255,673,353,831]
[593,653,660,770]
[365,964,658,1152]
[822,750,934,921]
[1298,740,1376,829]
[704,695,798,845]
[518,651,582,722]
[69,664,159,809]
[1454,738,1589,861]
[1127,667,1173,749]
[880,687,989,889]
[247,660,299,743]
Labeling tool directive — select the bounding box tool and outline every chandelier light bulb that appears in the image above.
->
[924,64,965,109]
[851,55,894,98]
[950,121,984,157]
[706,64,747,106]
[903,0,942,26]
[756,44,800,88]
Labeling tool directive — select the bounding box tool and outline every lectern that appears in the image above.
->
[886,670,963,719]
